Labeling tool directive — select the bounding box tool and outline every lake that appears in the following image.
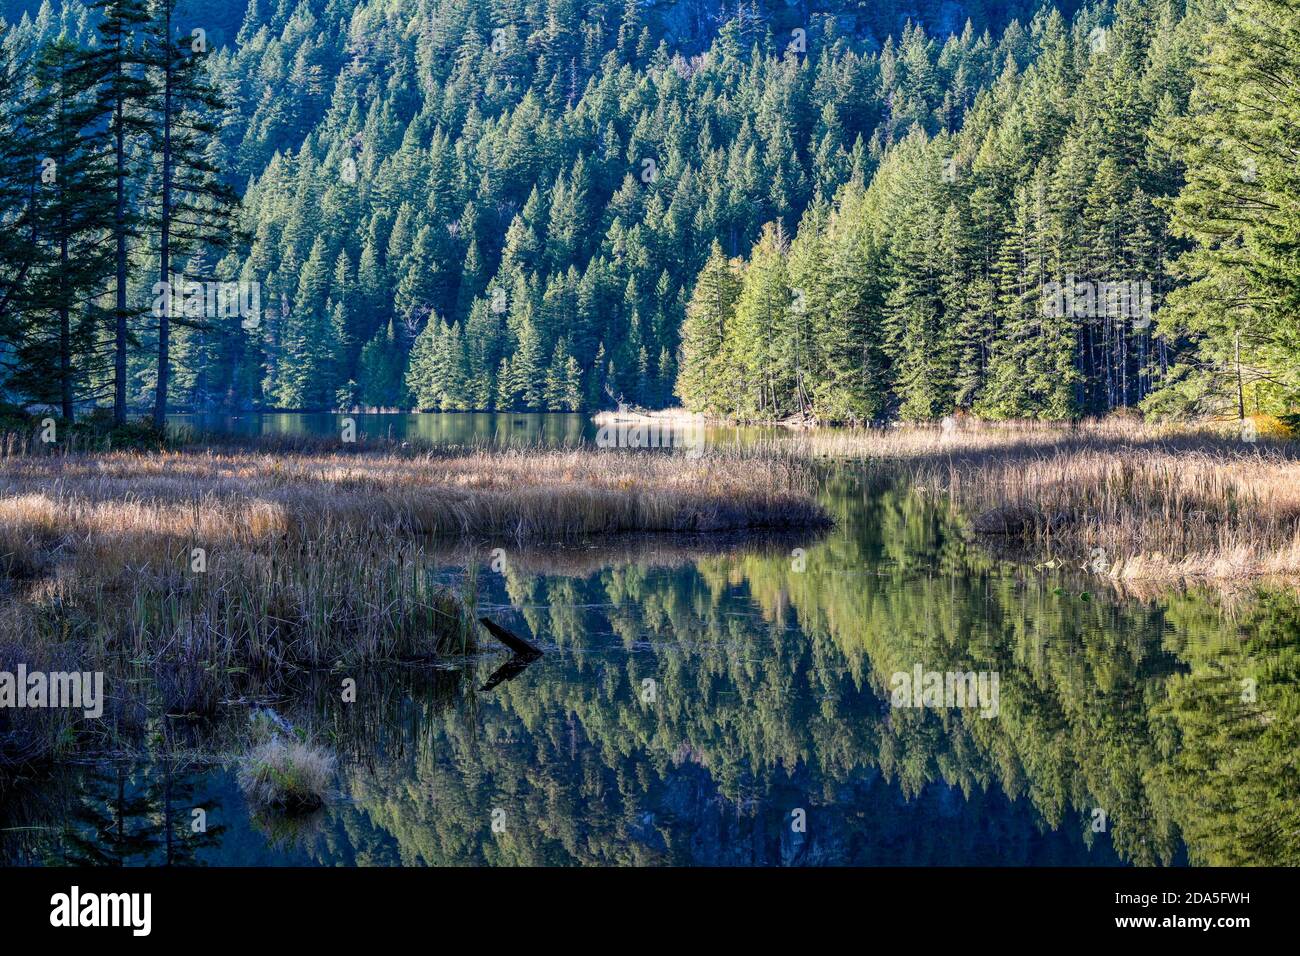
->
[3,412,1295,866]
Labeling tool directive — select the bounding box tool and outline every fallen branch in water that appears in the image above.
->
[478,616,543,658]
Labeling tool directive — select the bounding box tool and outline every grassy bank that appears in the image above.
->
[801,417,1300,583]
[0,439,827,548]
[0,437,827,765]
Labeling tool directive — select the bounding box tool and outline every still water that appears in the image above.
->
[3,413,1296,866]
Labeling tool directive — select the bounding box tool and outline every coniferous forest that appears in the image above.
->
[0,0,1295,422]
[5,0,1300,908]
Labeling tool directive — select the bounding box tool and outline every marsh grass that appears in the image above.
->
[0,632,80,767]
[0,438,824,661]
[0,438,827,547]
[0,437,824,683]
[808,417,1300,582]
[0,436,825,762]
[237,735,336,813]
[4,525,476,711]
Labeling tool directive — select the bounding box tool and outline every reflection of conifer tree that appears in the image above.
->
[62,765,163,865]
[143,757,227,866]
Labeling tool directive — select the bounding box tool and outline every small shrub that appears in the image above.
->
[1245,414,1295,440]
[237,736,336,813]
[67,411,168,451]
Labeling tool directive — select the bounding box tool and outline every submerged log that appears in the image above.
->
[478,616,543,658]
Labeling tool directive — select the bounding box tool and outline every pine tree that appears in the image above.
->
[808,186,890,422]
[358,318,406,408]
[145,0,239,427]
[463,298,501,409]
[275,237,335,407]
[882,140,951,420]
[438,320,469,409]
[15,37,114,419]
[730,223,794,418]
[405,314,442,411]
[676,241,742,412]
[87,0,152,423]
[1153,0,1300,417]
[510,318,545,409]
[496,356,517,410]
[0,39,40,349]
[544,338,582,411]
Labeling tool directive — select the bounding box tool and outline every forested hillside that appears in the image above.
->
[0,0,1296,421]
[681,0,1193,421]
[679,0,1300,422]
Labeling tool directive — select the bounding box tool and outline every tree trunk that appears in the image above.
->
[153,21,173,431]
[60,241,72,420]
[1235,330,1245,420]
[114,50,128,424]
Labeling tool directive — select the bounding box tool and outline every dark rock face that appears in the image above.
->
[656,0,728,51]
[651,0,980,53]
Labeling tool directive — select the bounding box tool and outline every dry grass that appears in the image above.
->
[0,532,475,737]
[0,440,825,721]
[0,442,827,557]
[237,736,336,813]
[0,436,825,766]
[811,417,1300,582]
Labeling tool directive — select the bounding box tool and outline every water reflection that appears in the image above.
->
[2,418,1297,866]
[168,410,787,450]
[169,411,598,448]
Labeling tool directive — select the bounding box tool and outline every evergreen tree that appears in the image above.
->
[13,36,114,418]
[144,0,239,427]
[1153,0,1300,417]
[358,318,407,408]
[676,242,744,413]
[544,337,582,411]
[730,223,793,418]
[86,0,152,423]
[405,314,442,410]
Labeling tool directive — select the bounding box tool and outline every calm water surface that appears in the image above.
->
[3,413,1296,866]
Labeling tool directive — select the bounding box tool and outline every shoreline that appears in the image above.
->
[0,439,830,767]
[853,421,1300,584]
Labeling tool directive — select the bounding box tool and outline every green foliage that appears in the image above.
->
[676,242,742,413]
[357,319,407,408]
[2,0,1297,426]
[148,0,1022,414]
[1152,0,1300,418]
[685,1,1288,424]
[544,338,582,412]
